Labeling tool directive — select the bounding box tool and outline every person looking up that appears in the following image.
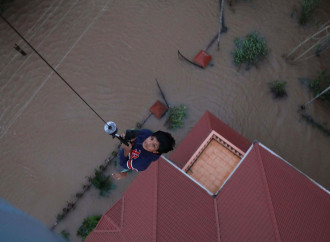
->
[112,129,175,180]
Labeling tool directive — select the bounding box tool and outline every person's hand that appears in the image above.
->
[129,137,137,143]
[121,141,132,151]
[120,133,132,156]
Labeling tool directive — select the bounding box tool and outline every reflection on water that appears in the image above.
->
[0,0,329,234]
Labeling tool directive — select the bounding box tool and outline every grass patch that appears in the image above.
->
[298,0,322,25]
[77,215,102,241]
[233,31,268,69]
[165,105,187,130]
[269,80,287,98]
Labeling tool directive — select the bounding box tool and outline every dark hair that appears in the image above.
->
[152,131,175,154]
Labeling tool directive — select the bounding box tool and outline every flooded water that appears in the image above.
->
[1,0,329,240]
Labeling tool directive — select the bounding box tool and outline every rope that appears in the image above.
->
[155,78,170,107]
[0,13,108,126]
[177,50,204,69]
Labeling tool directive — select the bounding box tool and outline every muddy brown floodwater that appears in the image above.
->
[1,0,329,241]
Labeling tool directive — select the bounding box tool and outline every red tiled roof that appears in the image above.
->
[217,143,330,241]
[86,112,330,242]
[255,144,330,241]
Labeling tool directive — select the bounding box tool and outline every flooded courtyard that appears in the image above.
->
[0,0,329,240]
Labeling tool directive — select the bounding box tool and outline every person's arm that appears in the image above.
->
[121,142,132,157]
[118,133,136,169]
[125,129,140,140]
[129,154,160,172]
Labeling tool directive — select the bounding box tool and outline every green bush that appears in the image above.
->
[299,110,330,136]
[77,215,102,241]
[309,69,330,102]
[233,31,268,68]
[56,213,65,222]
[298,0,321,25]
[91,169,111,196]
[60,230,70,241]
[165,105,187,130]
[0,0,13,13]
[269,80,287,98]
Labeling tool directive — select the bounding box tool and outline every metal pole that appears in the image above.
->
[301,85,330,109]
[217,0,225,50]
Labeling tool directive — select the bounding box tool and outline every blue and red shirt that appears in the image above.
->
[119,129,160,172]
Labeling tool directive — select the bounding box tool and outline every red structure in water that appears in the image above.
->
[193,50,212,68]
[86,111,330,242]
[149,100,168,119]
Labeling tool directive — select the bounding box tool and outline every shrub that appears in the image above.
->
[0,0,13,13]
[56,213,65,222]
[299,110,330,136]
[308,69,330,103]
[60,230,70,241]
[165,105,187,130]
[269,80,287,98]
[298,0,321,25]
[233,31,268,68]
[77,215,102,241]
[91,169,111,196]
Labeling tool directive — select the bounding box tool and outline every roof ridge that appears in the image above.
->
[120,196,124,229]
[213,199,221,242]
[152,162,159,242]
[255,144,281,241]
[205,110,213,130]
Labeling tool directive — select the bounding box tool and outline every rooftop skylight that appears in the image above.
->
[182,130,245,195]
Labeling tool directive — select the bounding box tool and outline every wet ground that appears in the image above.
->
[0,0,329,241]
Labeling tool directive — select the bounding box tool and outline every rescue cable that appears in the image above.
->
[0,13,128,145]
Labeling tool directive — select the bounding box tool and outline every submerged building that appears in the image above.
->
[86,111,330,241]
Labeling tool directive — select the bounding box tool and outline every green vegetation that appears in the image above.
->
[60,230,70,241]
[56,213,65,223]
[165,105,187,130]
[233,31,268,68]
[300,69,330,106]
[77,215,102,241]
[91,169,111,196]
[0,0,13,13]
[308,69,330,103]
[298,0,321,25]
[298,70,330,137]
[299,110,330,136]
[269,80,287,98]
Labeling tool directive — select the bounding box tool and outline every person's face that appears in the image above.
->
[143,136,160,153]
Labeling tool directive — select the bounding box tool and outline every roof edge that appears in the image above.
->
[93,215,121,233]
[258,142,330,195]
[161,155,214,196]
[214,143,255,196]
